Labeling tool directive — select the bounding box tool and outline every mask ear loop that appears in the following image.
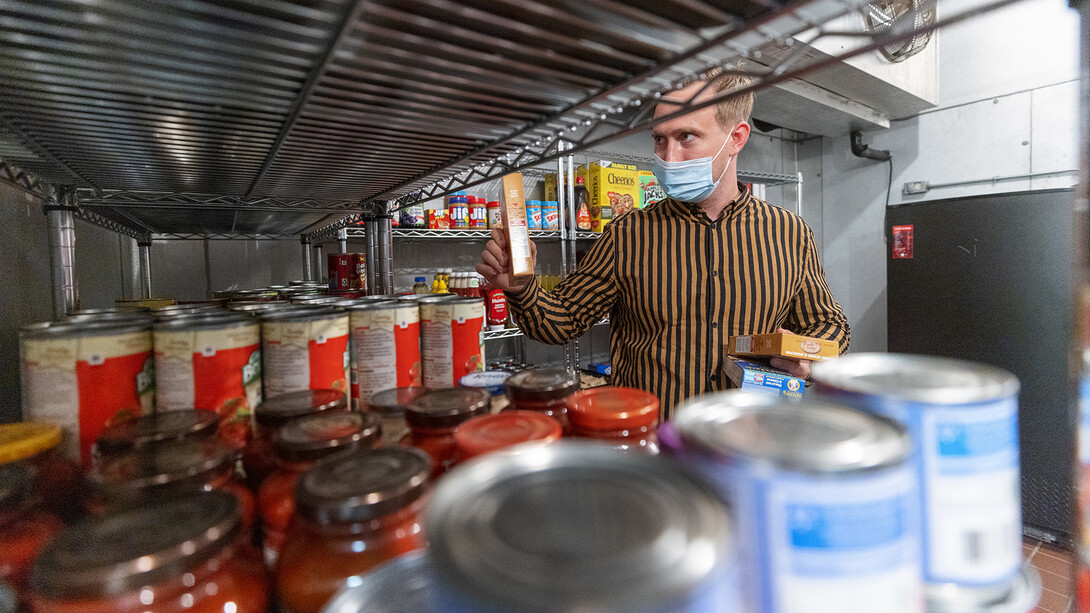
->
[710,122,744,188]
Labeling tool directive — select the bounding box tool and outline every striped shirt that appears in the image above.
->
[507,183,850,420]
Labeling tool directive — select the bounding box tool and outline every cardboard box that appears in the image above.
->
[588,160,639,232]
[639,170,666,209]
[726,332,838,361]
[544,173,558,202]
[500,173,535,282]
[724,356,805,399]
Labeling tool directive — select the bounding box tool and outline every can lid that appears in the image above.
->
[274,411,381,462]
[32,491,240,599]
[925,566,1041,612]
[426,441,732,611]
[673,391,911,473]
[504,367,579,402]
[566,387,659,430]
[460,371,512,397]
[454,412,562,460]
[152,312,254,329]
[255,389,347,427]
[260,306,342,322]
[295,447,430,524]
[90,438,236,496]
[0,423,62,463]
[322,551,432,613]
[94,410,219,455]
[811,353,1019,404]
[406,388,491,429]
[415,295,459,305]
[343,299,401,312]
[20,318,150,338]
[368,387,426,415]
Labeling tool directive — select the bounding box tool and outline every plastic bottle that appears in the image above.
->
[575,177,591,231]
[412,277,429,294]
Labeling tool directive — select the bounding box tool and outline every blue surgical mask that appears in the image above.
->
[651,133,734,203]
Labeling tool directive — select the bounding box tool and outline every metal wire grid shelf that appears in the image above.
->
[483,317,609,342]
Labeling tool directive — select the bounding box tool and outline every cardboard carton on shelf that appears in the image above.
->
[723,356,805,400]
[726,332,838,361]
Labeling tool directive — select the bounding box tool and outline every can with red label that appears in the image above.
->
[152,313,262,446]
[261,307,350,399]
[328,254,353,290]
[346,301,422,410]
[351,253,368,291]
[419,296,485,389]
[20,320,155,466]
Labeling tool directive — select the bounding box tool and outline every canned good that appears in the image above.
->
[153,313,261,446]
[242,388,347,490]
[329,253,354,290]
[30,492,268,613]
[486,201,501,229]
[454,411,562,461]
[567,386,660,453]
[926,566,1041,612]
[419,296,485,389]
[277,448,431,613]
[20,320,154,465]
[401,387,491,477]
[322,551,433,613]
[347,301,422,411]
[261,307,350,399]
[673,391,921,613]
[426,441,738,612]
[504,367,579,430]
[0,463,63,597]
[812,354,1021,592]
[526,200,542,230]
[94,408,219,458]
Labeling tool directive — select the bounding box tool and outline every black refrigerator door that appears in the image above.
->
[886,188,1076,546]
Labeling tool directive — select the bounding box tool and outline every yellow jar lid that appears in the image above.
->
[0,423,63,463]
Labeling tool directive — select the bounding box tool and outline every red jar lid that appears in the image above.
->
[454,411,562,460]
[566,387,660,431]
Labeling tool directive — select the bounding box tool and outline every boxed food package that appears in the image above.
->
[544,173,558,202]
[640,170,666,209]
[500,173,535,282]
[588,161,639,232]
[426,209,449,229]
[726,332,838,361]
[723,356,805,399]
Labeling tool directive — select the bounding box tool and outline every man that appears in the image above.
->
[476,68,849,419]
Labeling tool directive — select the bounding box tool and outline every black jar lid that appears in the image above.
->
[367,386,426,416]
[32,491,240,600]
[273,411,381,462]
[405,388,490,429]
[504,367,580,403]
[254,389,347,427]
[295,447,430,525]
[95,409,219,455]
[90,438,236,498]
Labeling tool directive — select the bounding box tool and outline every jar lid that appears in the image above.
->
[255,389,347,427]
[322,551,432,613]
[0,423,62,463]
[426,441,732,611]
[459,371,512,397]
[274,411,381,462]
[672,391,910,473]
[295,448,430,524]
[454,412,562,460]
[94,409,219,456]
[504,367,579,402]
[90,438,236,497]
[566,387,659,431]
[32,491,240,599]
[406,388,491,429]
[811,352,1019,404]
[367,387,425,415]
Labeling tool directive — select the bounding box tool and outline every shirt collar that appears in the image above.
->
[663,181,751,224]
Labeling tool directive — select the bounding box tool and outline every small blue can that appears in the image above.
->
[525,200,542,230]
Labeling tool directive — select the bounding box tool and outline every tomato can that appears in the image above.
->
[673,391,921,613]
[419,296,484,389]
[152,313,261,440]
[346,300,422,411]
[328,253,353,290]
[20,320,154,466]
[261,307,350,399]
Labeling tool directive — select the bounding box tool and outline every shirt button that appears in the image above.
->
[711,270,719,277]
[711,322,719,329]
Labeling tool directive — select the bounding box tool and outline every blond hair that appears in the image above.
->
[677,65,754,128]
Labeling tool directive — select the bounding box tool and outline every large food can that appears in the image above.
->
[673,391,921,613]
[812,353,1021,597]
[419,296,484,389]
[347,300,421,411]
[426,441,739,612]
[152,313,262,443]
[260,307,349,399]
[20,320,154,465]
[328,253,353,290]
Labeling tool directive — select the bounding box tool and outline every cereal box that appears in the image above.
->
[500,173,534,282]
[588,160,639,232]
[544,173,558,202]
[640,170,666,209]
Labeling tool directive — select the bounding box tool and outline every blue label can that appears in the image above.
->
[812,353,1021,597]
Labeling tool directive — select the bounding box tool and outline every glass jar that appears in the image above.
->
[89,438,256,531]
[566,387,661,454]
[242,388,347,490]
[503,367,580,432]
[399,388,491,477]
[93,409,219,460]
[259,411,382,567]
[0,463,63,597]
[30,491,268,613]
[0,423,83,521]
[366,386,425,446]
[454,411,563,462]
[276,448,431,613]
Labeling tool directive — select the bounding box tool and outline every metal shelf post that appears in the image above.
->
[44,185,79,319]
[301,238,313,283]
[138,237,152,299]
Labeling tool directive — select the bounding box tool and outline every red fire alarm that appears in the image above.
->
[892,225,914,259]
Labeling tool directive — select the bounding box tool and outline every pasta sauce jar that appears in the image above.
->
[29,491,268,613]
[566,387,661,454]
[502,367,579,431]
[93,408,220,460]
[367,386,425,446]
[243,388,347,490]
[454,411,563,462]
[258,411,382,567]
[0,463,63,597]
[0,423,82,521]
[400,388,491,477]
[276,447,431,613]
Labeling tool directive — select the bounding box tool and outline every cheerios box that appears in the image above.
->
[724,356,805,399]
[726,332,838,361]
[588,161,639,232]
